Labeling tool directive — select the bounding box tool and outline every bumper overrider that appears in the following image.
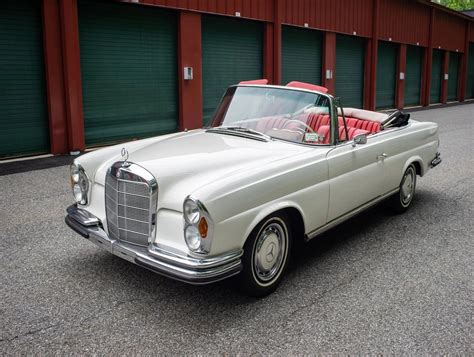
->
[430,152,442,168]
[65,205,243,284]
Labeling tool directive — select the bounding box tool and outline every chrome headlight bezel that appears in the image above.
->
[183,196,214,254]
[70,163,90,205]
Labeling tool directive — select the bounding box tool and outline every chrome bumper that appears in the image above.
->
[65,205,242,285]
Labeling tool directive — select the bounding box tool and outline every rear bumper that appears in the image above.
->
[65,205,242,285]
[430,152,442,168]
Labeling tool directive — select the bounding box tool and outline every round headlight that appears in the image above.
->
[70,163,89,205]
[184,225,201,251]
[73,184,83,203]
[70,164,80,183]
[183,199,200,224]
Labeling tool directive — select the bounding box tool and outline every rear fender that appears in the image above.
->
[403,155,424,177]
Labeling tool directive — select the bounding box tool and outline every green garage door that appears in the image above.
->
[202,16,263,124]
[336,35,365,108]
[467,43,474,99]
[282,26,322,87]
[0,0,49,157]
[447,52,460,102]
[430,49,443,104]
[405,46,423,106]
[376,41,397,109]
[78,1,178,146]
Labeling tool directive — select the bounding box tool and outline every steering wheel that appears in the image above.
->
[282,119,315,133]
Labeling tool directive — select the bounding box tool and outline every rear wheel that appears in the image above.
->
[390,164,417,213]
[238,213,291,297]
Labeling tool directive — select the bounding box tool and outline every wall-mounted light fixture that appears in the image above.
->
[184,67,193,80]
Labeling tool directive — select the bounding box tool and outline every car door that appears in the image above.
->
[325,134,387,222]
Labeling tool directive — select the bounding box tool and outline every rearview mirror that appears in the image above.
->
[352,133,367,147]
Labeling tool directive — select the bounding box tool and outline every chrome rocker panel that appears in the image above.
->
[65,204,243,285]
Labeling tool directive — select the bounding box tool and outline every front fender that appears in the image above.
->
[243,201,306,245]
[210,200,307,255]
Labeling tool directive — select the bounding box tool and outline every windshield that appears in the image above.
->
[209,86,332,145]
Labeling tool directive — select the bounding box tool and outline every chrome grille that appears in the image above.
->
[105,162,158,246]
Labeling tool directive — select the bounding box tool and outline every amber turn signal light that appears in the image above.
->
[198,217,208,238]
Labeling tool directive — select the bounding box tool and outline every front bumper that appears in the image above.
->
[65,205,242,285]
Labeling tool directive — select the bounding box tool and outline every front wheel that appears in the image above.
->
[237,213,291,297]
[389,164,417,213]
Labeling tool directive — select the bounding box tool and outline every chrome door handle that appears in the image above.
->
[377,153,388,160]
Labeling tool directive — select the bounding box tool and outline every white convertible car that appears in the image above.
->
[65,80,441,296]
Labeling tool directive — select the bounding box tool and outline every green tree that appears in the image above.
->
[433,0,474,11]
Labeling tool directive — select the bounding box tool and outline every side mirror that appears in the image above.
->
[352,133,367,147]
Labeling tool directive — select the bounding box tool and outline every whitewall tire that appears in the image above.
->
[390,164,417,213]
[238,213,291,297]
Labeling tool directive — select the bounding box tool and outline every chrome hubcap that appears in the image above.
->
[254,222,286,283]
[401,169,415,205]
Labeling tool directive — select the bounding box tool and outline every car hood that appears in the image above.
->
[93,130,312,211]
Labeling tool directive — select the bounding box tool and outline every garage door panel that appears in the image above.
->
[405,46,422,106]
[0,0,49,157]
[447,52,460,102]
[336,35,365,108]
[79,0,178,146]
[376,41,397,109]
[282,26,322,87]
[202,16,263,124]
[430,49,443,104]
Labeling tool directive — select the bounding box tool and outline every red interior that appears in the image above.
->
[240,111,381,144]
[254,116,288,133]
[298,113,380,134]
[315,125,370,144]
[339,116,381,133]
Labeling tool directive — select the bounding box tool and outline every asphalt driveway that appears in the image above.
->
[1,104,472,354]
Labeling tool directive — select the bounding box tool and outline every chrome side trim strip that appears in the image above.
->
[306,188,399,241]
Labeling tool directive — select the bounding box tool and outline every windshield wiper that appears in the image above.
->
[207,126,272,142]
[222,126,272,138]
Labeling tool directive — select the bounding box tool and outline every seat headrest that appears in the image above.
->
[286,81,329,93]
[239,79,268,85]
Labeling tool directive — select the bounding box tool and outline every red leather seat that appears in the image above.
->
[297,113,379,134]
[338,116,381,134]
[317,125,369,144]
[317,125,331,144]
[339,126,370,141]
[308,114,330,131]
